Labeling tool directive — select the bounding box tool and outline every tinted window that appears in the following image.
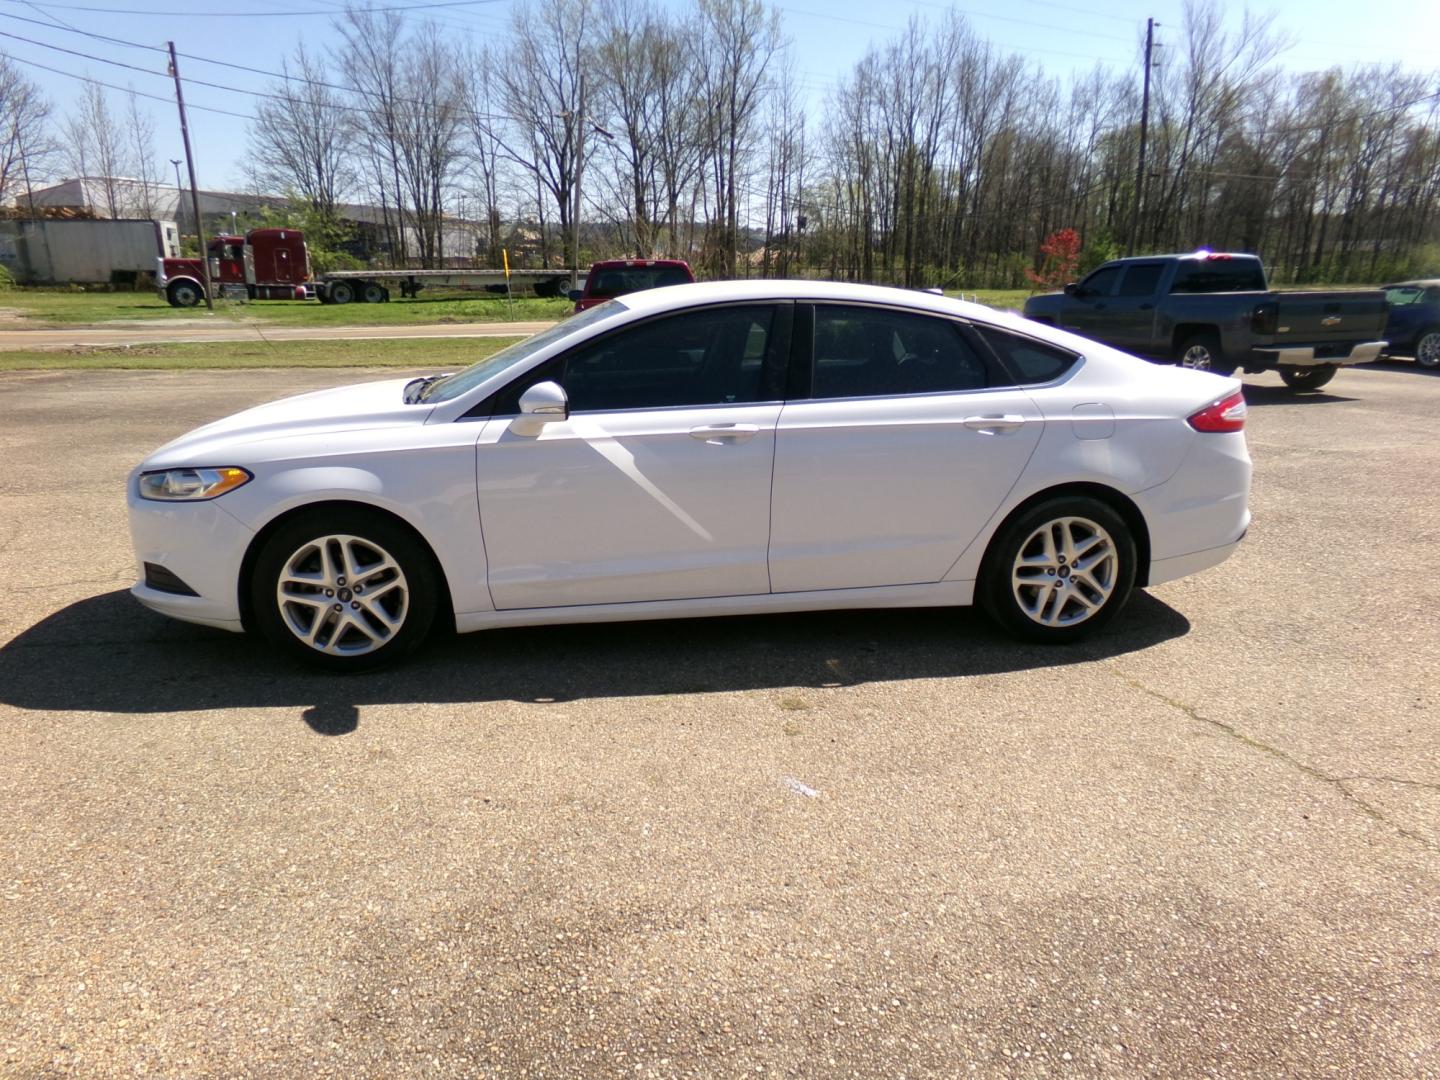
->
[976,326,1080,385]
[1170,258,1266,293]
[586,265,693,300]
[1079,266,1122,296]
[540,305,776,412]
[810,306,990,398]
[1117,263,1164,297]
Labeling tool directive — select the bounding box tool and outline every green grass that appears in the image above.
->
[945,289,1033,310]
[0,288,573,328]
[0,336,522,371]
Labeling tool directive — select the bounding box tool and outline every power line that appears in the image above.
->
[3,51,255,117]
[7,0,504,15]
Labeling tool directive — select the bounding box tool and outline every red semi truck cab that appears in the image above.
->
[157,228,311,307]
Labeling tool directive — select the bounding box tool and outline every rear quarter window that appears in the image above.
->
[975,326,1081,385]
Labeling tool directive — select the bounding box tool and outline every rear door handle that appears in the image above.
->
[963,414,1027,434]
[690,423,759,443]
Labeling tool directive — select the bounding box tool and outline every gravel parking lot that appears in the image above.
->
[1,362,1436,1078]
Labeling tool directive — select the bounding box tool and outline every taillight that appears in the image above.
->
[1187,390,1247,433]
[1251,300,1279,335]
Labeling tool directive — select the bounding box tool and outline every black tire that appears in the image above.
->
[1175,332,1235,376]
[167,279,202,308]
[1278,363,1337,391]
[249,508,439,672]
[361,281,387,304]
[1414,328,1440,369]
[329,280,356,305]
[979,496,1138,644]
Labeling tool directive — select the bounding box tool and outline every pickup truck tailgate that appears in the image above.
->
[1272,290,1388,349]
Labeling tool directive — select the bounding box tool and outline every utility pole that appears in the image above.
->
[1128,17,1157,257]
[166,42,213,311]
[571,70,586,293]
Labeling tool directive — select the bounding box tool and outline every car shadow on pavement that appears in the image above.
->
[0,589,1190,731]
[1241,383,1358,407]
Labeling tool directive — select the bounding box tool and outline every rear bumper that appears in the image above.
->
[1252,340,1386,368]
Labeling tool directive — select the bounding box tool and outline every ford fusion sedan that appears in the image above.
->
[128,281,1251,670]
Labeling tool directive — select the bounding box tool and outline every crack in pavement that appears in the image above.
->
[1116,671,1439,854]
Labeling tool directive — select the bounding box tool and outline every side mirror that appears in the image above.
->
[513,380,569,434]
[566,289,584,303]
[1063,282,1079,297]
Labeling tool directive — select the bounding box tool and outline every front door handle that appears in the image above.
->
[963,414,1027,434]
[1139,303,1154,310]
[690,423,759,443]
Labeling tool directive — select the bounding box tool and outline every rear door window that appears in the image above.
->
[809,306,993,399]
[1117,263,1165,297]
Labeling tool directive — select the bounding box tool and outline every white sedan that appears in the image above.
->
[128,281,1251,670]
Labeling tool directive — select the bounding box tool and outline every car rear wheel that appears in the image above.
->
[361,281,388,304]
[1278,364,1337,391]
[1175,333,1235,376]
[980,497,1137,643]
[328,280,356,305]
[1415,329,1440,369]
[250,509,438,671]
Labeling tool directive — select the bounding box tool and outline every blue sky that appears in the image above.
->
[2,0,1437,192]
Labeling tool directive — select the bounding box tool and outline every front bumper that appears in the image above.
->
[1253,340,1386,368]
[128,482,253,632]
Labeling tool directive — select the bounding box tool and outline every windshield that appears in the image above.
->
[421,301,627,403]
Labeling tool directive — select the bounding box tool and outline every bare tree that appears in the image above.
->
[495,0,592,268]
[691,0,784,277]
[125,92,160,220]
[64,81,132,217]
[0,53,54,211]
[249,43,354,216]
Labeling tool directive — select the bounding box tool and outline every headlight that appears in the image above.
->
[138,467,252,501]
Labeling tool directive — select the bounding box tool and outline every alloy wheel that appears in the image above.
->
[1010,516,1118,628]
[1418,331,1440,369]
[1181,345,1214,370]
[275,533,409,656]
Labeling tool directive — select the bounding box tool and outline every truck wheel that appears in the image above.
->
[361,282,387,304]
[329,280,356,305]
[1415,328,1440,369]
[1175,333,1234,376]
[1278,364,1337,391]
[167,280,201,308]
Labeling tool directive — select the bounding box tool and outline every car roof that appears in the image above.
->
[587,258,691,269]
[1382,279,1440,289]
[613,279,996,321]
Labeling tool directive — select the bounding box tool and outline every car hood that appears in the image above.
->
[141,376,431,468]
[1022,292,1065,315]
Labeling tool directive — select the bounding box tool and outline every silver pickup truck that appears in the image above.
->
[1022,252,1387,391]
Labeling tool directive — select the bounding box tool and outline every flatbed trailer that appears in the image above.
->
[315,267,575,303]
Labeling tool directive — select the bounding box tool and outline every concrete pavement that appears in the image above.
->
[0,362,1436,1077]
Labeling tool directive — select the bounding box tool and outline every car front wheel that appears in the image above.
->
[250,509,438,671]
[980,497,1137,643]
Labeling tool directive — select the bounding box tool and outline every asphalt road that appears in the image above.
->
[1,362,1436,1078]
[0,321,556,351]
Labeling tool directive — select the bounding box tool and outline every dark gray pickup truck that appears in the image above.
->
[1022,252,1387,390]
